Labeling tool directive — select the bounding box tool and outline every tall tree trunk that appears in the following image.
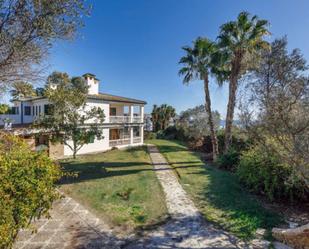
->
[73,140,77,159]
[203,76,219,160]
[224,70,239,153]
[224,52,242,153]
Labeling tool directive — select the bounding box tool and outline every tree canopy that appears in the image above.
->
[240,37,309,187]
[151,104,176,132]
[10,81,36,100]
[0,0,89,91]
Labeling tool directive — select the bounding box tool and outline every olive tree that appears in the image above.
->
[240,38,309,188]
[35,72,105,158]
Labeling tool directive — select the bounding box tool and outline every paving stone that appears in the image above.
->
[14,195,124,249]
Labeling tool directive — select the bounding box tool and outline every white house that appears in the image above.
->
[0,73,146,158]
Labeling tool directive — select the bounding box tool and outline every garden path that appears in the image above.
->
[125,145,268,249]
[13,195,125,249]
[14,145,271,249]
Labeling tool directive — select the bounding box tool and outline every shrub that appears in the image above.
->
[237,143,308,202]
[0,133,61,248]
[216,149,240,171]
[154,126,186,141]
[216,129,250,154]
[144,131,157,140]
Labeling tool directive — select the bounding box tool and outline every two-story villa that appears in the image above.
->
[0,73,146,158]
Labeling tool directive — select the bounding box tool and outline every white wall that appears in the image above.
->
[0,114,21,125]
[110,104,124,116]
[86,77,99,95]
[83,99,110,123]
[64,127,110,156]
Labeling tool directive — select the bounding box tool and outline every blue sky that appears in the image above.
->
[48,0,309,116]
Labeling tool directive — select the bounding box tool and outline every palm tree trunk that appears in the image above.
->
[224,71,238,153]
[203,77,219,160]
[224,52,242,153]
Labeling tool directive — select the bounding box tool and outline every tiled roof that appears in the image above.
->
[88,93,146,104]
[18,93,147,105]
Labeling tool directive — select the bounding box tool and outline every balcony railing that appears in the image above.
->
[133,137,142,144]
[109,138,130,147]
[109,116,142,123]
[109,137,142,147]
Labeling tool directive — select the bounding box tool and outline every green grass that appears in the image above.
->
[59,146,168,234]
[147,139,283,240]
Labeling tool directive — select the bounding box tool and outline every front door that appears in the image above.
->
[110,129,120,140]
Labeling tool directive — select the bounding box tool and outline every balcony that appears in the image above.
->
[109,116,143,123]
[109,136,142,147]
[133,137,142,144]
[109,138,130,147]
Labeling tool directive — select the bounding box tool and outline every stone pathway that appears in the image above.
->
[125,145,268,249]
[14,195,126,249]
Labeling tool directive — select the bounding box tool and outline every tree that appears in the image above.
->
[0,0,89,91]
[178,105,221,140]
[35,87,46,96]
[10,81,36,100]
[218,12,270,153]
[35,72,105,159]
[240,38,309,188]
[179,37,221,160]
[151,104,176,132]
[0,104,9,114]
[151,104,160,132]
[0,133,61,248]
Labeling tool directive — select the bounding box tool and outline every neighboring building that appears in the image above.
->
[0,73,146,158]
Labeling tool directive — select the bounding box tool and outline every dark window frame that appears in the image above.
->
[110,107,117,116]
[24,106,31,116]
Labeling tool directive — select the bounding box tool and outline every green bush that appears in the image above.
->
[216,129,250,153]
[237,143,308,202]
[0,133,61,248]
[216,149,240,171]
[144,131,157,140]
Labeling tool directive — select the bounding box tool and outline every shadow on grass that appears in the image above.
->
[59,144,200,185]
[192,165,282,239]
[154,140,284,240]
[60,160,202,185]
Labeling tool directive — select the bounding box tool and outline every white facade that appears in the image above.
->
[0,73,146,157]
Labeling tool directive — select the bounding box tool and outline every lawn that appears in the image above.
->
[147,139,283,240]
[59,146,168,234]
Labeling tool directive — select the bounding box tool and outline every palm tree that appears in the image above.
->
[151,104,176,131]
[160,104,176,130]
[218,12,270,153]
[10,81,36,100]
[151,104,160,132]
[179,37,220,160]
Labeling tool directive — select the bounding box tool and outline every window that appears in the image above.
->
[44,104,54,115]
[133,126,140,137]
[39,106,41,114]
[10,107,19,114]
[88,134,95,143]
[24,106,31,116]
[110,107,117,116]
[32,106,35,116]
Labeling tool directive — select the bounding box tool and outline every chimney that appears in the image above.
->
[83,73,99,95]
